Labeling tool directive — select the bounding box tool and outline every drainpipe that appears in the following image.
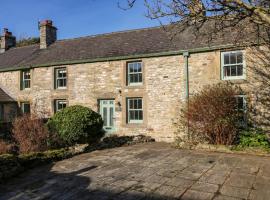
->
[183,51,190,136]
[183,51,190,100]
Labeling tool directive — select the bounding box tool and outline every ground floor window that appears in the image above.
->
[55,100,68,112]
[235,95,247,124]
[127,98,143,124]
[21,102,30,114]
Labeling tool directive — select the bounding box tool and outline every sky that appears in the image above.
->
[0,0,164,40]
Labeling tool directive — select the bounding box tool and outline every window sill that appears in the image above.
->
[21,88,31,91]
[55,87,67,90]
[222,76,246,81]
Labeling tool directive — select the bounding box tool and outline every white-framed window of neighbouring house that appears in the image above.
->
[127,61,143,86]
[54,99,68,112]
[55,68,67,89]
[21,69,31,90]
[127,98,143,124]
[0,104,4,121]
[21,102,30,114]
[221,50,246,80]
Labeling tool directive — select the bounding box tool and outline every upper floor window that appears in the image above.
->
[55,68,67,89]
[54,99,67,112]
[221,51,245,80]
[127,62,142,86]
[21,102,30,114]
[21,70,31,90]
[127,98,143,124]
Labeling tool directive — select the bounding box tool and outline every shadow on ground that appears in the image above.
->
[0,163,193,200]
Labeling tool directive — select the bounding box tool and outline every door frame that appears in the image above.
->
[98,99,116,133]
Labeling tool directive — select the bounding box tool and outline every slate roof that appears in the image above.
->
[0,21,259,71]
[0,88,15,102]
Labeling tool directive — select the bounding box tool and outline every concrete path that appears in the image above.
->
[0,142,270,200]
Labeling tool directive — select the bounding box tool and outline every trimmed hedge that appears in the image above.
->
[0,149,73,183]
[47,105,104,146]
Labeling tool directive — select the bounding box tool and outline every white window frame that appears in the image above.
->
[22,70,31,90]
[127,62,143,86]
[55,68,67,89]
[127,98,143,124]
[55,99,68,112]
[21,102,30,114]
[221,50,246,80]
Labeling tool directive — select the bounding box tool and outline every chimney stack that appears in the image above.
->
[0,28,16,53]
[39,20,57,49]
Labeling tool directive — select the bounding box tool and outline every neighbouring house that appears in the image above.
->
[0,88,17,123]
[0,20,268,141]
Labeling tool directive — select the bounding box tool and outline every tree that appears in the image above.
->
[121,1,270,131]
[121,0,270,44]
[16,37,40,47]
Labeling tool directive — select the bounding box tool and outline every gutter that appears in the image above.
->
[0,43,243,73]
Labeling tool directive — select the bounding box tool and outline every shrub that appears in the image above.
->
[12,114,49,153]
[178,83,242,145]
[237,128,270,150]
[47,105,104,146]
[0,148,73,183]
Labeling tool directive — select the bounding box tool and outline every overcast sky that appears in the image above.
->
[0,0,163,40]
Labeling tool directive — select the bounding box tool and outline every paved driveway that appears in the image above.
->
[0,143,270,200]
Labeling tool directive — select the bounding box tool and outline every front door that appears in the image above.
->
[99,100,115,132]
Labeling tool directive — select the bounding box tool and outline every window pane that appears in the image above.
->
[231,66,237,76]
[137,63,142,72]
[103,107,107,126]
[224,66,230,77]
[135,110,138,120]
[129,110,135,120]
[237,65,243,76]
[138,99,142,109]
[129,74,134,83]
[139,110,143,120]
[224,54,230,65]
[138,73,142,83]
[129,64,134,73]
[134,74,138,83]
[237,97,244,110]
[22,103,30,114]
[110,107,113,126]
[230,53,237,64]
[129,99,134,109]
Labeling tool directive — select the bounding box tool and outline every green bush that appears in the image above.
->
[47,105,104,146]
[237,128,270,150]
[0,149,73,182]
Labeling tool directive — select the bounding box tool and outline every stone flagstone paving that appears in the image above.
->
[0,142,270,200]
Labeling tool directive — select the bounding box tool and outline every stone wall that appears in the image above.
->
[0,47,268,141]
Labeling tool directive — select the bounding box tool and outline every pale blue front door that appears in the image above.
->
[99,100,115,132]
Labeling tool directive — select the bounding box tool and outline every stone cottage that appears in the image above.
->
[0,20,268,142]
